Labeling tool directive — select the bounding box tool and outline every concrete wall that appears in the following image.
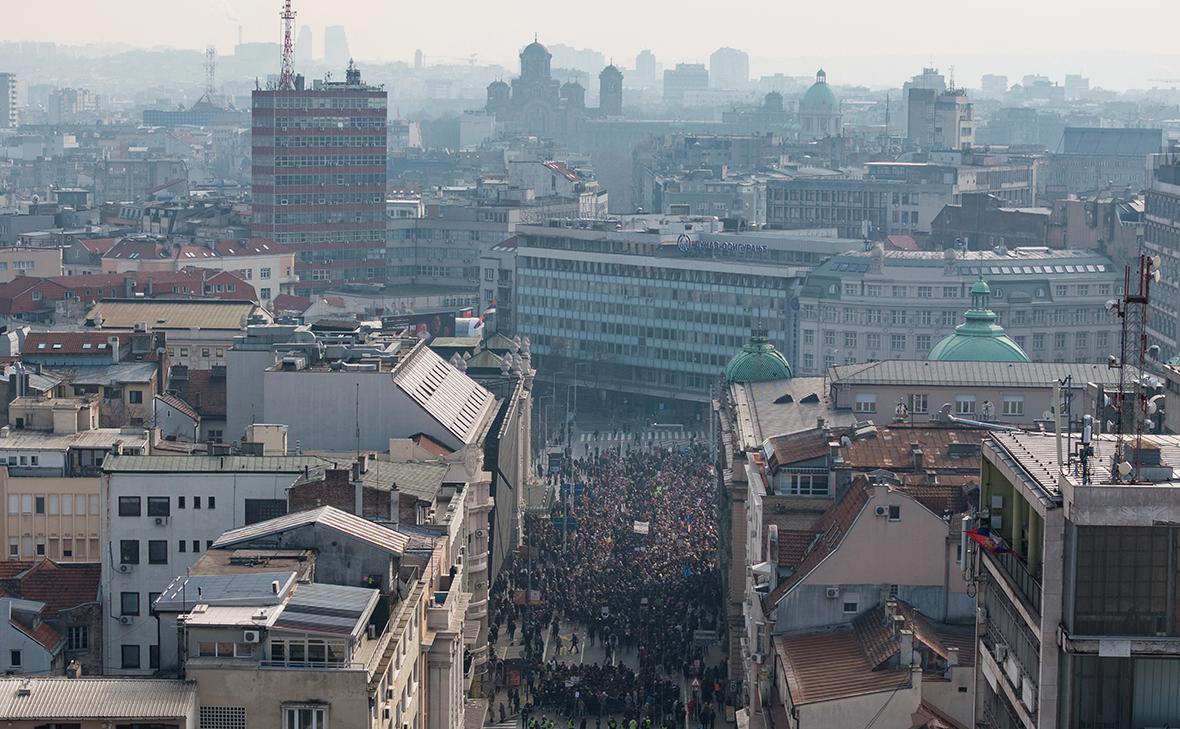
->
[923,664,975,729]
[261,370,464,453]
[190,665,372,728]
[0,470,100,561]
[225,346,277,444]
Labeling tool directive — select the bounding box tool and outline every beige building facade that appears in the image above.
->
[0,468,99,562]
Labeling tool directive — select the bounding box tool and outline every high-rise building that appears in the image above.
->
[635,50,658,87]
[414,48,424,69]
[251,63,388,295]
[980,73,1009,98]
[323,25,351,69]
[709,47,749,90]
[295,25,313,66]
[0,73,17,129]
[663,63,709,104]
[598,64,623,116]
[907,87,974,151]
[1145,155,1180,359]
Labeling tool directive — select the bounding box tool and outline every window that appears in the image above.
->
[194,496,201,509]
[1055,332,1067,350]
[119,540,139,564]
[823,330,835,347]
[148,540,167,565]
[917,286,932,298]
[854,394,877,413]
[120,591,140,616]
[909,394,928,414]
[118,496,141,517]
[867,333,881,350]
[844,332,857,349]
[128,390,143,404]
[261,287,272,300]
[146,497,170,517]
[890,334,906,351]
[916,334,931,352]
[178,496,186,509]
[201,348,211,358]
[888,505,901,521]
[245,498,287,525]
[34,496,44,514]
[192,540,200,553]
[121,644,140,669]
[842,599,859,614]
[802,329,814,345]
[260,267,272,279]
[1002,396,1025,417]
[35,538,44,556]
[9,649,20,667]
[784,473,829,497]
[942,286,958,298]
[179,540,186,553]
[283,705,329,729]
[180,348,189,357]
[150,644,159,669]
[207,496,216,509]
[955,396,976,415]
[67,625,88,651]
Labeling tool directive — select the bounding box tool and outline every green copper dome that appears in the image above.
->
[725,326,793,383]
[800,69,838,112]
[928,278,1031,363]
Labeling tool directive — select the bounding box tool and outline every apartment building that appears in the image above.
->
[99,453,333,675]
[0,467,99,562]
[972,432,1180,728]
[1145,155,1180,359]
[796,246,1122,374]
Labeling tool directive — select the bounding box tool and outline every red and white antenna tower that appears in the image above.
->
[279,0,297,90]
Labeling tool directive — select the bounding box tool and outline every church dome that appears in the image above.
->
[725,326,793,383]
[600,64,622,79]
[522,40,550,58]
[928,278,1032,363]
[800,68,838,112]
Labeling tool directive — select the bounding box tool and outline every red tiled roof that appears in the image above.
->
[156,392,199,422]
[853,607,899,669]
[840,427,987,472]
[22,332,120,356]
[213,238,286,257]
[765,429,829,471]
[0,562,34,579]
[272,293,312,313]
[774,628,911,706]
[78,238,119,255]
[894,478,972,516]
[15,561,101,614]
[777,529,816,568]
[765,480,871,608]
[12,619,62,650]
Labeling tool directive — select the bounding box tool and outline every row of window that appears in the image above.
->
[9,536,96,560]
[855,393,1025,417]
[117,495,215,517]
[7,493,96,515]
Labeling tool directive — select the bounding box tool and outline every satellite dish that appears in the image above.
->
[1041,410,1052,421]
[1117,461,1133,477]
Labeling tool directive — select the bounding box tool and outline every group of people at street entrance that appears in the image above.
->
[488,445,728,728]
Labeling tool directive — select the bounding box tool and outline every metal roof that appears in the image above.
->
[103,454,332,473]
[154,571,295,612]
[0,428,149,452]
[272,582,379,636]
[372,460,449,501]
[85,299,266,330]
[55,362,159,387]
[0,678,196,720]
[828,360,1131,389]
[212,505,410,555]
[393,345,496,446]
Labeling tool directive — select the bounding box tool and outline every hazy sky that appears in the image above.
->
[3,0,1179,88]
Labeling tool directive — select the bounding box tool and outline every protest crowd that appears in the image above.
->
[487,444,727,729]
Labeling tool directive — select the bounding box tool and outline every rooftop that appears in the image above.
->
[829,360,1131,389]
[212,505,411,555]
[85,298,268,330]
[774,627,910,706]
[729,376,857,451]
[154,571,296,612]
[0,678,196,720]
[103,454,331,473]
[0,427,149,453]
[392,345,497,446]
[724,327,793,384]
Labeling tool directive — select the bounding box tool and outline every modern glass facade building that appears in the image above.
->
[510,219,859,404]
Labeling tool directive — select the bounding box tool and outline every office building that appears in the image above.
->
[663,64,709,104]
[1043,127,1163,200]
[795,246,1122,374]
[0,74,15,129]
[323,26,351,69]
[907,88,974,151]
[972,432,1180,728]
[509,217,860,404]
[1144,156,1180,359]
[251,63,388,293]
[980,74,1009,98]
[767,156,1038,238]
[635,49,659,87]
[709,47,749,90]
[0,468,100,562]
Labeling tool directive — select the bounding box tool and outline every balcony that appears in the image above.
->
[982,543,1042,617]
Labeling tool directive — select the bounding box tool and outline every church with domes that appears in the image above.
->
[928,278,1031,363]
[485,38,624,138]
[798,68,841,140]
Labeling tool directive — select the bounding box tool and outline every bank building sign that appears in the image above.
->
[676,233,770,256]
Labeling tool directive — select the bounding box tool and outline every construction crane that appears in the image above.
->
[278,0,297,90]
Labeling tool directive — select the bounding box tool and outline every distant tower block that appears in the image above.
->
[414,49,425,69]
[296,25,313,65]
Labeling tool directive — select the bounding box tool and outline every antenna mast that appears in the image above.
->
[204,46,217,100]
[279,0,297,91]
[1110,254,1156,483]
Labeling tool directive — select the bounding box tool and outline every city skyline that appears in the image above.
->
[1,0,1179,90]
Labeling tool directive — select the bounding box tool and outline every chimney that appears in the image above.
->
[899,628,916,668]
[910,442,924,471]
[65,659,82,679]
[817,416,826,430]
[108,336,121,364]
[946,646,959,668]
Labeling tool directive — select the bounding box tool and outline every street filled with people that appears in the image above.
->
[488,444,726,728]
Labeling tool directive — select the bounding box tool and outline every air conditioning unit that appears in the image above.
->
[875,506,887,517]
[154,516,168,526]
[993,643,1008,662]
[751,652,764,664]
[119,615,133,625]
[1021,676,1036,712]
[242,630,260,644]
[825,587,840,599]
[117,564,133,573]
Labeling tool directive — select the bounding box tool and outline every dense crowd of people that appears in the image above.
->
[488,444,725,728]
